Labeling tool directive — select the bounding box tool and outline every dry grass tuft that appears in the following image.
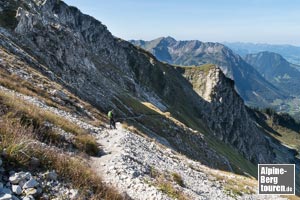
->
[74,135,99,156]
[147,167,188,200]
[0,112,124,199]
[171,172,185,187]
[0,90,100,156]
[156,177,187,200]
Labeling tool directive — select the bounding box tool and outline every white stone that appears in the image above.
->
[22,179,39,189]
[0,193,12,200]
[69,189,79,200]
[11,185,22,195]
[9,172,27,184]
[22,195,34,200]
[24,173,31,180]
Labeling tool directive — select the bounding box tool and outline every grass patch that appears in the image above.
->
[172,172,185,187]
[205,134,257,177]
[0,90,100,156]
[147,167,187,199]
[223,178,255,197]
[74,135,99,156]
[0,67,63,111]
[206,170,256,198]
[0,90,85,135]
[0,119,124,199]
[116,94,157,116]
[0,60,103,126]
[0,119,34,167]
[175,63,216,75]
[158,181,187,200]
[149,166,159,178]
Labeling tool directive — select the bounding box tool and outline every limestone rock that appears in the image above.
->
[22,179,39,189]
[0,193,12,200]
[11,185,22,195]
[9,172,28,184]
[69,189,79,200]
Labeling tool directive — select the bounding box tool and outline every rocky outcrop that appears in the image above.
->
[179,66,275,163]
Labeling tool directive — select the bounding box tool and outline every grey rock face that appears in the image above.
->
[181,66,274,163]
[1,0,274,167]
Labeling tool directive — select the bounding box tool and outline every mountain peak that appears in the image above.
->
[260,51,286,59]
[246,51,289,67]
[129,38,287,106]
[163,36,176,42]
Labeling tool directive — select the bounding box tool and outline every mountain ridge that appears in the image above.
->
[245,51,300,96]
[130,37,288,107]
[1,0,300,198]
[223,42,300,65]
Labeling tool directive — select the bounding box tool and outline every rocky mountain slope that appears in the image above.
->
[245,51,300,119]
[0,0,277,166]
[0,0,299,199]
[130,37,287,107]
[0,83,288,200]
[245,51,300,95]
[175,64,276,163]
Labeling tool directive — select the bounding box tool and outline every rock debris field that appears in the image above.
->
[0,86,287,200]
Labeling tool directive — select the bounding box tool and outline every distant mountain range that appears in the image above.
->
[130,37,287,107]
[223,42,300,66]
[244,51,300,118]
[245,51,300,96]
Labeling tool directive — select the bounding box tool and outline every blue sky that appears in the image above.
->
[63,0,300,45]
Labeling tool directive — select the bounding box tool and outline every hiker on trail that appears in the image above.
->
[108,109,116,129]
